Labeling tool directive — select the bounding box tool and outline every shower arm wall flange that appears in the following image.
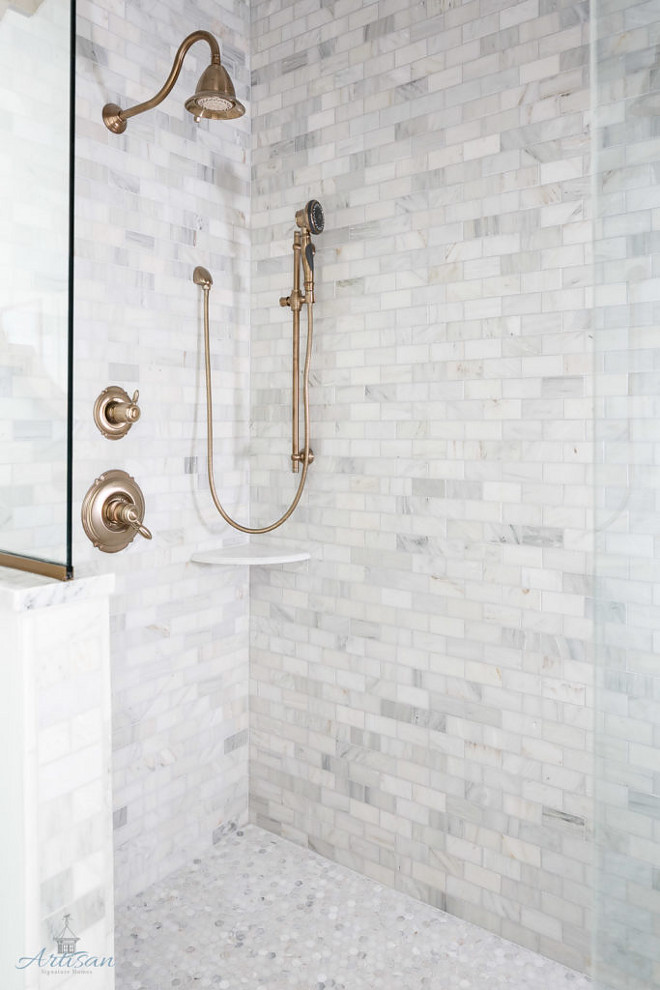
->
[103,30,221,134]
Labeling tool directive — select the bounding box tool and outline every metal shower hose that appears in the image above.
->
[201,284,313,533]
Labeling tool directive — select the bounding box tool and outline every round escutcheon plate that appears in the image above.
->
[81,469,148,553]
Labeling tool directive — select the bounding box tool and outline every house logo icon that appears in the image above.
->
[54,914,80,955]
[15,909,114,972]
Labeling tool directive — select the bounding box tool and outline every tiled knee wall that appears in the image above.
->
[249,0,592,971]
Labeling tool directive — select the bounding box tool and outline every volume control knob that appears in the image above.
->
[106,390,141,426]
[94,386,142,439]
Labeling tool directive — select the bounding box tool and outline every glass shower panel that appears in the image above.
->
[593,0,660,986]
[0,0,72,577]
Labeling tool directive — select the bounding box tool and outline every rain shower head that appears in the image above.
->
[296,200,325,235]
[185,62,245,121]
[103,30,245,134]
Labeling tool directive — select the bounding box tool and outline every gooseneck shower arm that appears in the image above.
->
[103,30,245,134]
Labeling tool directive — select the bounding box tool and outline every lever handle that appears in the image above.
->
[120,502,153,540]
[106,497,152,540]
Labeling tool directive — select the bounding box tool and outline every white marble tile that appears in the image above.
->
[115,825,591,990]
[0,567,114,612]
[74,0,252,900]
[249,0,593,970]
[1,580,115,990]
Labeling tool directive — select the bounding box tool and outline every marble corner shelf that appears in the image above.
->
[191,545,310,566]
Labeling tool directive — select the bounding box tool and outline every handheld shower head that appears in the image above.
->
[295,201,324,302]
[296,200,325,235]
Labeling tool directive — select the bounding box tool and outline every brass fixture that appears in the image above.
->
[0,551,70,581]
[102,30,245,133]
[192,200,323,533]
[193,265,213,289]
[284,200,324,465]
[295,199,325,236]
[81,470,152,553]
[94,386,141,440]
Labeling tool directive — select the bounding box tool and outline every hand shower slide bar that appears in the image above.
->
[193,201,324,534]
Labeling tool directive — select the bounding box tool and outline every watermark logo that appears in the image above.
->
[55,914,79,955]
[15,914,114,975]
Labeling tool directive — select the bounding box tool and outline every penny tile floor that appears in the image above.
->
[115,824,592,990]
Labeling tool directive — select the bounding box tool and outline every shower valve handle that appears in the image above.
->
[105,497,153,541]
[94,386,141,439]
[81,470,152,553]
[107,390,141,425]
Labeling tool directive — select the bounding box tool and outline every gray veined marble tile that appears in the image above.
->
[115,825,592,990]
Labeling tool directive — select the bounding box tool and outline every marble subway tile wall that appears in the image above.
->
[249,0,592,971]
[74,0,251,899]
[593,2,660,987]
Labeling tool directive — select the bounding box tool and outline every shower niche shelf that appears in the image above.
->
[191,545,310,566]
